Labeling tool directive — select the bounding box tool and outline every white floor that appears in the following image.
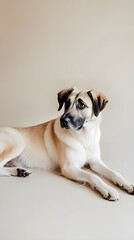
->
[0,168,134,240]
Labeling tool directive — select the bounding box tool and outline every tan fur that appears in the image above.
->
[0,87,133,200]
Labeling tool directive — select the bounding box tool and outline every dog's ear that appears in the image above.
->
[57,87,74,111]
[87,90,108,117]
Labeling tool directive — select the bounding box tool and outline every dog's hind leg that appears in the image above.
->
[0,166,31,177]
[0,127,31,177]
[0,147,31,177]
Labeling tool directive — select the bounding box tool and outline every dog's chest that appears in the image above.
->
[79,128,101,162]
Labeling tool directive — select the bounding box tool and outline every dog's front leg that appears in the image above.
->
[89,160,134,194]
[61,164,119,201]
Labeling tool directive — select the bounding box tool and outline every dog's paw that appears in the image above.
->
[127,185,134,195]
[118,183,134,195]
[102,188,119,201]
[17,168,31,177]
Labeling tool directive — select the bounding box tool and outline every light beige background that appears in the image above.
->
[0,1,134,240]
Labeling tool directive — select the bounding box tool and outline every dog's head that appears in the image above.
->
[58,86,108,130]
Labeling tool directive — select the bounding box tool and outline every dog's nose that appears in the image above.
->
[60,116,69,128]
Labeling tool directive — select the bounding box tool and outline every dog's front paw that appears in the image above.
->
[102,188,119,201]
[17,168,31,177]
[127,185,134,195]
[119,183,134,195]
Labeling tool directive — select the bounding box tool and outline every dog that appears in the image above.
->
[0,86,133,201]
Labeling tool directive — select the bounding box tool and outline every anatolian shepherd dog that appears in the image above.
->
[0,86,133,201]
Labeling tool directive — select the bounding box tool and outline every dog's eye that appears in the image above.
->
[78,103,86,110]
[77,99,86,110]
[65,99,71,110]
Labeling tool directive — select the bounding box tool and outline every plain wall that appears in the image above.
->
[0,0,134,176]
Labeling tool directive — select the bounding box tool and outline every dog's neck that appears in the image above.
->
[67,116,101,149]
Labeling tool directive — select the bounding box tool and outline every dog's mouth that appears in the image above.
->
[60,116,84,131]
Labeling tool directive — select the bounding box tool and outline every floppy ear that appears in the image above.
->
[57,87,74,111]
[87,90,108,117]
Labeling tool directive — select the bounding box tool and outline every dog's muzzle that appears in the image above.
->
[60,114,85,130]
